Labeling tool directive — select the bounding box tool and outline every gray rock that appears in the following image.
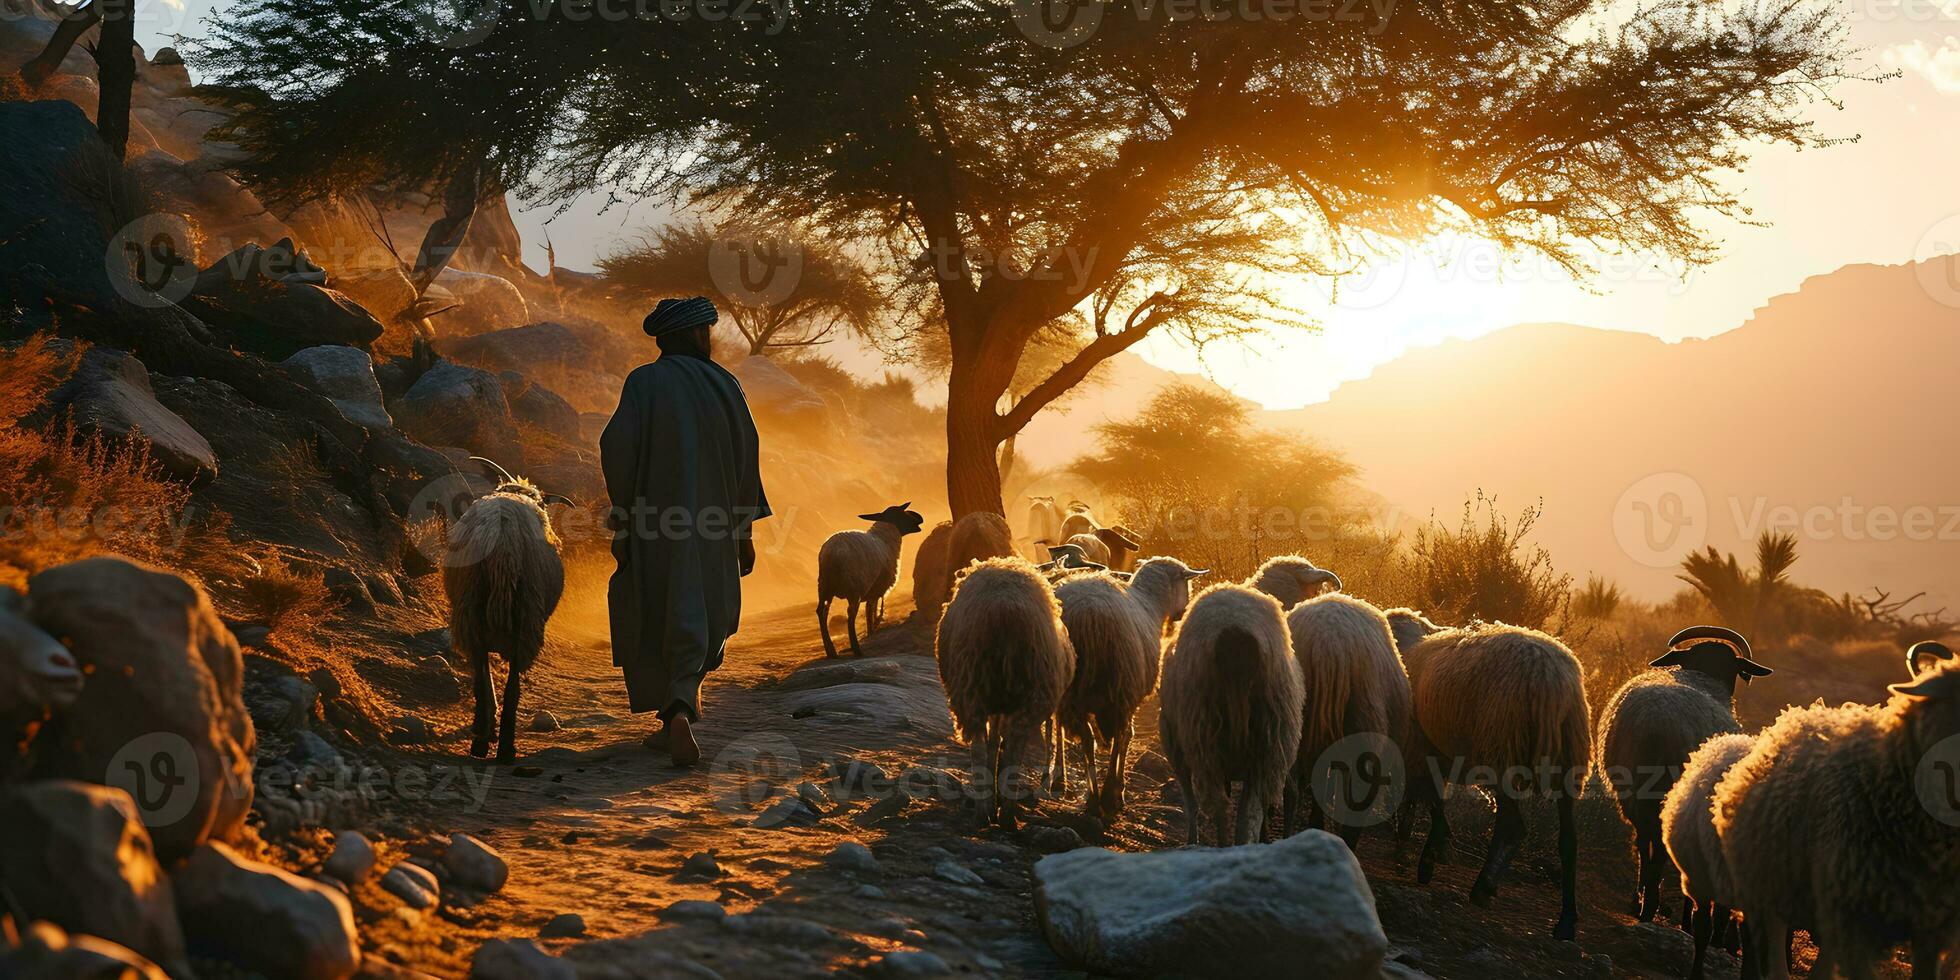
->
[824,841,879,874]
[529,709,561,732]
[539,913,586,938]
[856,792,911,825]
[444,322,592,375]
[1027,824,1085,854]
[288,730,342,769]
[679,851,722,877]
[322,831,376,885]
[393,361,521,463]
[184,247,385,359]
[172,841,360,980]
[282,346,391,429]
[797,781,832,810]
[469,938,574,980]
[828,758,889,794]
[719,913,837,945]
[1033,830,1387,978]
[0,919,170,979]
[659,900,726,922]
[388,715,434,745]
[932,860,984,887]
[875,951,952,977]
[0,781,187,975]
[853,885,888,901]
[754,797,821,829]
[501,375,583,443]
[42,347,217,482]
[382,863,439,909]
[443,834,509,893]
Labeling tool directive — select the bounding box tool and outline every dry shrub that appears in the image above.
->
[1408,491,1573,632]
[230,551,341,638]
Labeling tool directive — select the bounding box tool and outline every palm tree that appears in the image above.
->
[1677,531,1801,641]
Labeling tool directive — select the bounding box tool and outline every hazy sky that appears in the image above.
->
[138,1,1960,409]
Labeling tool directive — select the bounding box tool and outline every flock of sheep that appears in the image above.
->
[816,497,1960,975]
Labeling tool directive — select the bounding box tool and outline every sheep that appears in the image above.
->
[1025,496,1063,560]
[1159,583,1304,845]
[817,503,926,658]
[1279,591,1412,848]
[1910,639,1955,677]
[1402,620,1591,940]
[1247,555,1343,609]
[443,457,570,764]
[1060,527,1140,571]
[1059,502,1097,541]
[1052,557,1207,821]
[1715,661,1960,980]
[934,557,1075,828]
[1038,543,1108,577]
[909,520,955,624]
[1597,625,1772,924]
[1384,607,1442,658]
[0,587,83,775]
[1661,732,1758,980]
[946,511,1016,585]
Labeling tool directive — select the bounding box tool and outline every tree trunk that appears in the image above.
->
[946,363,1006,519]
[20,2,100,87]
[94,0,136,161]
[408,166,482,294]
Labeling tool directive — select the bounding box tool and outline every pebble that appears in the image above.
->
[382,863,440,909]
[754,797,820,829]
[288,730,342,768]
[853,884,887,900]
[322,830,376,884]
[444,833,510,892]
[471,938,575,980]
[856,792,910,824]
[932,860,984,887]
[1026,824,1084,854]
[824,841,879,874]
[830,759,890,795]
[660,900,727,922]
[876,950,952,977]
[680,851,722,877]
[539,913,586,938]
[388,715,433,745]
[796,780,832,810]
[530,710,561,732]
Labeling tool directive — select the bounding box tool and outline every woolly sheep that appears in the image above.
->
[1159,583,1304,845]
[1402,620,1591,940]
[1052,557,1207,821]
[1279,592,1412,848]
[443,457,570,764]
[1025,496,1063,560]
[1715,662,1960,980]
[1661,732,1757,980]
[817,503,925,657]
[1385,607,1441,658]
[1247,555,1343,610]
[909,520,955,623]
[1037,544,1108,578]
[1910,639,1955,677]
[934,557,1075,828]
[0,587,83,774]
[1060,527,1139,571]
[946,512,1016,586]
[1597,625,1772,924]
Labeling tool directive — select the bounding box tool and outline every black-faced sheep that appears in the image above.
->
[1060,527,1141,573]
[0,588,83,774]
[1910,639,1955,677]
[1159,583,1304,845]
[1715,661,1960,980]
[934,557,1075,828]
[443,458,570,764]
[1597,625,1771,923]
[817,503,925,658]
[1052,558,1206,821]
[1402,621,1591,941]
[909,520,955,624]
[1247,555,1343,610]
[1661,732,1757,980]
[1279,592,1411,848]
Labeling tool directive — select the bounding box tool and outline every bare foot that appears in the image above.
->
[667,714,700,767]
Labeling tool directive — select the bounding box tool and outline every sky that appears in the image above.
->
[134,0,1960,410]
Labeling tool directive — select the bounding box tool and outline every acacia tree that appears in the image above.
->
[596,218,885,357]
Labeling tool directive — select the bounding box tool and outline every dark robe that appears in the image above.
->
[601,354,769,719]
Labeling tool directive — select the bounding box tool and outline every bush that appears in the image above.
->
[1573,575,1625,620]
[1406,492,1572,631]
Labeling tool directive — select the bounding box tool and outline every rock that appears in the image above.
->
[824,841,879,874]
[444,322,593,375]
[416,655,463,702]
[933,860,984,887]
[797,780,832,810]
[172,841,360,980]
[443,834,510,893]
[754,797,820,829]
[731,355,831,428]
[856,792,911,825]
[679,851,722,877]
[499,374,583,443]
[39,347,218,482]
[392,361,521,464]
[853,884,887,900]
[538,913,586,938]
[328,267,419,329]
[829,759,890,795]
[322,831,376,885]
[1027,824,1085,854]
[288,730,342,769]
[0,782,186,975]
[660,900,727,922]
[875,951,952,977]
[469,938,575,980]
[182,245,385,359]
[0,102,153,309]
[433,268,530,336]
[529,709,561,732]
[1033,830,1388,978]
[282,346,391,429]
[388,715,434,745]
[719,913,837,945]
[381,863,440,909]
[0,919,169,979]
[25,557,255,859]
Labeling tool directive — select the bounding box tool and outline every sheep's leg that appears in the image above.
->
[1687,898,1712,980]
[1281,781,1299,838]
[1079,729,1100,817]
[1046,719,1068,794]
[1206,790,1232,847]
[1553,793,1579,941]
[1680,894,1694,934]
[1469,793,1526,906]
[1098,730,1125,821]
[468,650,494,759]
[496,668,521,766]
[1415,793,1450,884]
[969,730,996,824]
[1174,762,1199,846]
[818,597,837,658]
[845,598,864,657]
[1638,821,1666,922]
[1912,933,1943,980]
[1234,783,1266,845]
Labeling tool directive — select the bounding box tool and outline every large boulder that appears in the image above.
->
[26,557,257,860]
[392,361,522,464]
[38,346,218,483]
[282,346,392,429]
[172,841,360,980]
[181,243,385,359]
[1033,830,1388,978]
[498,374,582,443]
[0,782,188,976]
[0,919,169,979]
[443,322,592,375]
[731,356,831,429]
[0,100,129,307]
[431,268,529,337]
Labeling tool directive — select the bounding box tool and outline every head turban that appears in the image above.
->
[643,296,719,337]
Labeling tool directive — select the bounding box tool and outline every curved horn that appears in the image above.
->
[1909,640,1955,675]
[1666,625,1753,660]
[1308,569,1343,593]
[468,456,517,486]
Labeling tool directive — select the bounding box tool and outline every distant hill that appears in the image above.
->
[1264,257,1960,607]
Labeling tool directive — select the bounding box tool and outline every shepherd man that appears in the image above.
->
[602,296,770,766]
